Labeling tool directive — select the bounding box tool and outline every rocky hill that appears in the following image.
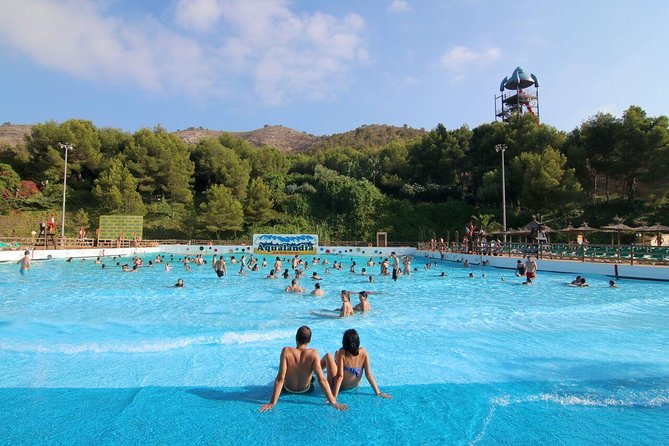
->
[1,122,426,154]
[310,124,426,151]
[176,125,322,153]
[0,123,33,147]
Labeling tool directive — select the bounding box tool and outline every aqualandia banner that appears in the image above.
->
[253,234,318,255]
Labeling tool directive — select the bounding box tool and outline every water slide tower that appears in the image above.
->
[495,67,539,123]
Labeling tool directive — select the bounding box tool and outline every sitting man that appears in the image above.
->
[260,326,347,412]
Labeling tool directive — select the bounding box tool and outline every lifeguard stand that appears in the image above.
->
[495,67,539,123]
[33,222,57,250]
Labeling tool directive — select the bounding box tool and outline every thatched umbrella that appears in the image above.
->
[571,222,597,244]
[600,222,636,245]
[638,223,669,246]
[638,223,669,232]
[521,219,553,243]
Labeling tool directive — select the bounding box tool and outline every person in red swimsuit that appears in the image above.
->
[47,213,56,233]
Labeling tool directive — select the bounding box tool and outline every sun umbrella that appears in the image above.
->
[637,223,669,246]
[600,222,636,245]
[638,223,669,232]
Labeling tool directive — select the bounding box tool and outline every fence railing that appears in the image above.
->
[0,237,418,251]
[418,241,669,266]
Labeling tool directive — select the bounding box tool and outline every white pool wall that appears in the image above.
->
[0,247,160,263]
[418,250,669,281]
[158,244,416,258]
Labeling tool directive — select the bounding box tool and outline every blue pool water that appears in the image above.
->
[1,254,668,445]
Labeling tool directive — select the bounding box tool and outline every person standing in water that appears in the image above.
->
[17,250,31,275]
[524,256,538,284]
[321,329,391,400]
[214,255,227,277]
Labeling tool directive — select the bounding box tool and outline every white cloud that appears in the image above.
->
[441,46,501,69]
[174,0,224,33]
[0,0,368,104]
[440,46,501,82]
[388,0,411,13]
[0,0,218,95]
[179,0,368,104]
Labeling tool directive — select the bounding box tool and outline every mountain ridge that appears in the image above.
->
[0,122,426,153]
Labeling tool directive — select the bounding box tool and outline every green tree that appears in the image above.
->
[198,184,244,238]
[245,178,274,226]
[471,214,502,233]
[72,208,89,229]
[313,165,383,240]
[93,158,146,214]
[571,113,621,201]
[25,120,102,183]
[191,138,251,200]
[0,163,21,213]
[0,163,21,196]
[510,146,582,213]
[125,127,194,204]
[407,124,471,192]
[615,106,669,203]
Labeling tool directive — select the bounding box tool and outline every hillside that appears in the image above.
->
[1,122,426,154]
[0,123,32,147]
[311,124,426,151]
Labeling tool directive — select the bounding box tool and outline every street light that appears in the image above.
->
[58,143,73,243]
[495,144,507,242]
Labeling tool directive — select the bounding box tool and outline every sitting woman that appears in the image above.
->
[339,291,354,317]
[321,329,391,399]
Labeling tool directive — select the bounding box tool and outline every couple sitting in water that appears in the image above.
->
[339,290,372,317]
[259,326,391,412]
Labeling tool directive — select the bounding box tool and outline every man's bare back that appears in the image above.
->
[281,346,318,392]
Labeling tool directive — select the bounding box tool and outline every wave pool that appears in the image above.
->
[0,253,668,445]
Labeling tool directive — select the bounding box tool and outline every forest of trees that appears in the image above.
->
[0,105,668,242]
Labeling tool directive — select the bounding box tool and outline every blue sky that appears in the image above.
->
[1,0,668,135]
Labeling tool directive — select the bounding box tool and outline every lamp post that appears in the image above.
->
[58,143,73,244]
[495,144,507,242]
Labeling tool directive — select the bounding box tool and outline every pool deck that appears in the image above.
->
[418,250,669,282]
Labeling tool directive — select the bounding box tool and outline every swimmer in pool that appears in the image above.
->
[339,291,354,317]
[285,279,304,293]
[609,280,619,288]
[260,326,346,412]
[353,291,371,313]
[311,282,324,297]
[175,278,184,287]
[267,269,277,279]
[311,272,322,280]
[17,250,31,275]
[320,329,391,400]
[214,255,227,277]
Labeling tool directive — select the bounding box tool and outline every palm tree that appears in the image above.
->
[471,214,503,234]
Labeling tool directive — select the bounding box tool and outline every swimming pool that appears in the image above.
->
[1,254,667,445]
